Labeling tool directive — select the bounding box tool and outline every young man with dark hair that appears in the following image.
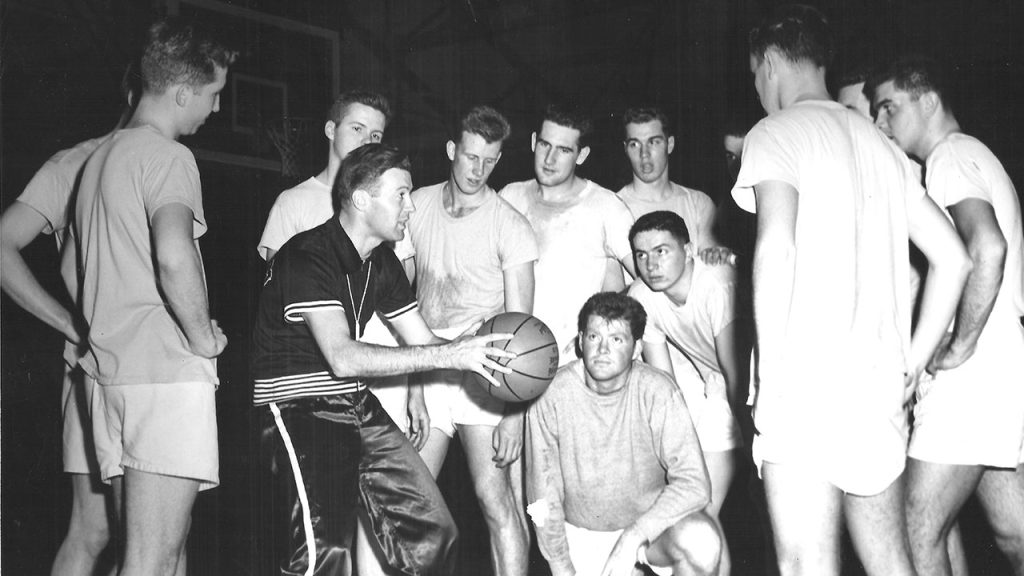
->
[628,210,748,576]
[74,18,236,576]
[735,5,970,575]
[526,291,721,576]
[870,55,1024,576]
[619,106,717,250]
[402,105,537,576]
[253,143,517,576]
[501,104,635,365]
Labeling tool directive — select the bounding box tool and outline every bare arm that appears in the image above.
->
[0,202,82,343]
[303,307,513,385]
[601,258,626,292]
[493,261,536,466]
[151,203,226,358]
[751,181,798,376]
[503,261,535,315]
[905,193,971,386]
[934,198,1005,369]
[715,319,749,410]
[642,340,676,379]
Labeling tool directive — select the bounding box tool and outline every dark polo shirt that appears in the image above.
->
[252,217,417,405]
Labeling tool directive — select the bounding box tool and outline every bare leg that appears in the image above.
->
[762,462,842,576]
[976,464,1024,575]
[645,510,722,576]
[119,468,198,576]
[906,459,984,576]
[460,425,529,576]
[703,450,737,576]
[51,473,113,576]
[418,428,452,480]
[843,474,916,576]
[947,522,970,576]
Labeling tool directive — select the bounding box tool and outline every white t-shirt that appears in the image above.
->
[500,179,634,361]
[407,182,538,330]
[925,133,1024,322]
[618,182,717,249]
[257,175,414,261]
[628,260,736,391]
[731,100,922,435]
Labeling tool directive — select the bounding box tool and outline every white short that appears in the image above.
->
[92,381,219,491]
[361,313,411,433]
[909,318,1024,467]
[61,366,100,475]
[564,522,671,576]
[422,369,504,437]
[751,369,908,496]
[670,350,742,452]
[423,325,504,437]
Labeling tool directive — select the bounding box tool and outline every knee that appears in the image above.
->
[67,509,112,556]
[664,512,722,576]
[473,483,520,528]
[989,521,1024,559]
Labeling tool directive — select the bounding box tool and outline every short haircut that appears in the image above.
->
[865,55,952,111]
[628,210,691,247]
[457,105,511,144]
[721,115,753,140]
[327,90,393,127]
[577,292,648,342]
[748,4,834,69]
[835,65,873,91]
[141,17,237,94]
[622,106,673,138]
[332,143,411,214]
[541,103,593,149]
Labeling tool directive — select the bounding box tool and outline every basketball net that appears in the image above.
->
[266,117,311,178]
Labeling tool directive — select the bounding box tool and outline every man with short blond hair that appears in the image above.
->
[74,18,236,575]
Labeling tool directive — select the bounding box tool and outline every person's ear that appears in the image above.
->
[920,91,940,117]
[576,146,591,165]
[324,120,336,141]
[174,85,190,108]
[531,132,538,152]
[351,189,371,210]
[446,140,456,162]
[667,135,676,155]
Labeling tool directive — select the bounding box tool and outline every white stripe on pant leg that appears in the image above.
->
[270,402,316,576]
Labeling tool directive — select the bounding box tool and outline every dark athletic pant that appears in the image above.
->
[264,390,457,576]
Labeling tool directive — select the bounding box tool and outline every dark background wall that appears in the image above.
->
[2,0,1022,574]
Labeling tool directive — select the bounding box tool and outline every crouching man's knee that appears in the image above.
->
[646,510,722,576]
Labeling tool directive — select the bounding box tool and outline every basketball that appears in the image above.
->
[470,312,559,402]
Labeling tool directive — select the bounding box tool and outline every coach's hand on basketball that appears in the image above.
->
[927,332,974,373]
[492,412,524,467]
[448,333,516,388]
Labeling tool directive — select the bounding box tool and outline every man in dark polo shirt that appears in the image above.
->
[253,143,514,576]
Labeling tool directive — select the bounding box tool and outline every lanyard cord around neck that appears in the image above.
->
[346,261,372,341]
